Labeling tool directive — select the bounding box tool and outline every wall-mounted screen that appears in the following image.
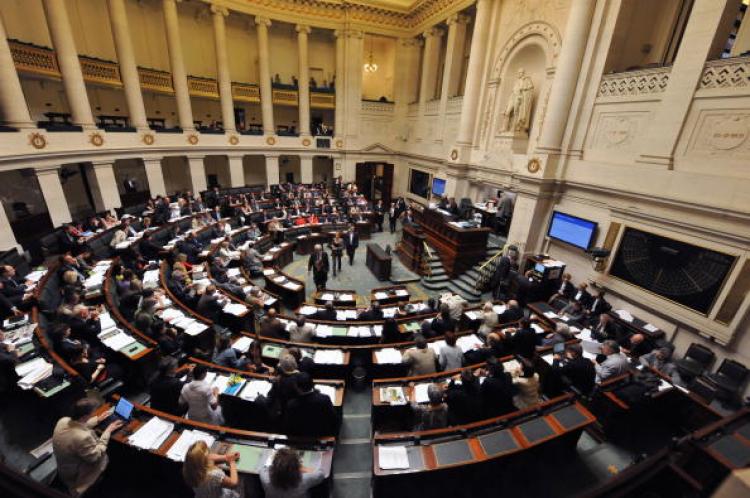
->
[610,228,735,314]
[409,169,431,199]
[547,211,598,250]
[432,178,446,197]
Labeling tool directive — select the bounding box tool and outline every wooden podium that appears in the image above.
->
[411,204,491,277]
[397,224,426,274]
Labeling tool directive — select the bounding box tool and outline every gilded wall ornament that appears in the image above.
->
[29,132,47,149]
[187,134,199,145]
[229,135,239,145]
[266,136,276,146]
[89,132,104,147]
[302,138,311,147]
[335,139,344,149]
[142,133,155,145]
[527,157,541,173]
[450,149,458,160]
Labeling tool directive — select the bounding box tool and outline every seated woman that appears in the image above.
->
[173,253,194,275]
[179,364,224,425]
[260,448,324,498]
[213,335,249,370]
[245,340,274,375]
[477,301,499,339]
[183,440,241,498]
[512,363,541,409]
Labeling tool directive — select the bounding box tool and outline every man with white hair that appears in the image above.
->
[307,244,330,291]
[595,340,630,383]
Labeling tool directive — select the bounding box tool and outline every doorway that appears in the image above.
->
[356,162,394,206]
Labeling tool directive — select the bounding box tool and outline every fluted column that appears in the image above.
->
[296,25,311,137]
[265,154,279,187]
[418,27,443,141]
[143,158,166,197]
[187,156,207,194]
[437,15,469,143]
[211,5,235,132]
[228,155,244,188]
[107,0,148,131]
[36,168,72,228]
[91,162,122,213]
[162,0,194,131]
[334,30,345,137]
[255,16,274,135]
[42,0,95,129]
[0,15,33,129]
[0,199,19,251]
[536,0,596,154]
[344,30,364,141]
[456,0,492,146]
[300,156,313,184]
[393,38,422,141]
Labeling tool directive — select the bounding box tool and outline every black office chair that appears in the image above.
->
[704,359,749,404]
[688,377,717,405]
[675,343,715,381]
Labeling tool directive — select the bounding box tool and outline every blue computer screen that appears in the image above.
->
[547,211,597,250]
[432,178,446,196]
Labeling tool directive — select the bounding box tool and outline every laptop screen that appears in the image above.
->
[114,398,134,420]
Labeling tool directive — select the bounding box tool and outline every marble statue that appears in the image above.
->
[501,68,534,133]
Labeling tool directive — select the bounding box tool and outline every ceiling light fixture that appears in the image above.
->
[364,37,378,73]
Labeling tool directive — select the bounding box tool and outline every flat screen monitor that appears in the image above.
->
[432,178,446,197]
[547,211,597,250]
[534,263,546,273]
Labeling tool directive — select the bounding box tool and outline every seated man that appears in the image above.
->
[196,285,226,322]
[560,300,586,323]
[284,373,337,437]
[402,334,437,376]
[149,357,187,416]
[359,301,383,322]
[591,313,623,343]
[639,347,682,385]
[498,300,523,324]
[594,340,630,383]
[259,308,287,339]
[551,343,596,395]
[313,301,337,321]
[53,398,123,497]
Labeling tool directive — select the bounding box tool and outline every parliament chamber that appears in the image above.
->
[0,1,749,498]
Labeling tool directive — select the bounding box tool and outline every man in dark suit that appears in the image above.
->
[168,271,198,309]
[511,318,538,360]
[344,225,359,265]
[591,313,622,343]
[491,246,519,300]
[57,225,83,255]
[149,358,186,416]
[498,300,523,324]
[588,291,611,317]
[0,266,32,312]
[551,343,596,395]
[359,301,383,322]
[259,309,287,339]
[308,244,330,291]
[284,373,337,437]
[572,283,593,308]
[197,285,225,321]
[176,233,202,263]
[313,302,336,321]
[480,359,517,418]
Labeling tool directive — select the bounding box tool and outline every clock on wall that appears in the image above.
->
[609,227,735,314]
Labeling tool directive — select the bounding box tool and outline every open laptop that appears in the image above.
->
[100,397,134,426]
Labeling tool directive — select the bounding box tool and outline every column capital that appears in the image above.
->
[255,16,271,27]
[91,160,115,169]
[295,24,311,35]
[142,157,163,164]
[336,29,363,39]
[264,153,281,159]
[423,27,444,39]
[186,154,206,161]
[210,4,228,17]
[446,13,470,26]
[35,166,61,176]
[398,37,423,48]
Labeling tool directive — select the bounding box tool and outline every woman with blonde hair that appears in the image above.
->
[260,448,324,498]
[183,440,241,498]
[477,301,498,339]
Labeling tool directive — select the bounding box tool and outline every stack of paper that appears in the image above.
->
[172,316,196,329]
[16,357,53,390]
[98,312,117,333]
[375,348,402,364]
[374,292,388,300]
[464,311,479,321]
[161,308,185,322]
[239,380,272,401]
[299,306,318,316]
[128,417,174,450]
[232,336,253,353]
[395,289,409,297]
[378,446,409,470]
[615,310,634,322]
[142,270,160,289]
[456,335,482,353]
[283,282,301,291]
[184,322,209,336]
[413,383,430,403]
[372,325,383,337]
[544,311,559,320]
[492,304,508,314]
[644,323,660,333]
[340,294,354,301]
[579,328,593,341]
[166,430,216,462]
[315,325,332,338]
[320,293,334,301]
[315,384,337,403]
[313,349,344,364]
[223,303,248,316]
[380,386,407,405]
[262,268,275,276]
[100,331,136,351]
[505,359,522,374]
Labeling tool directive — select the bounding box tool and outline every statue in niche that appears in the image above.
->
[500,68,534,134]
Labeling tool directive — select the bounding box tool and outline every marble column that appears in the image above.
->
[187,156,207,194]
[228,155,244,188]
[255,16,275,135]
[107,0,148,131]
[456,0,492,147]
[143,158,166,197]
[41,0,95,129]
[536,0,596,154]
[265,155,279,187]
[36,167,72,227]
[344,30,364,141]
[91,162,122,213]
[296,25,311,136]
[300,156,313,184]
[0,15,34,129]
[393,38,422,141]
[0,199,19,251]
[437,15,469,143]
[162,0,194,131]
[334,30,346,137]
[211,5,235,132]
[418,27,443,140]
[637,0,737,167]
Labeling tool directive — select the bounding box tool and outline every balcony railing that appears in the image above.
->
[597,65,672,98]
[699,56,750,90]
[8,39,334,108]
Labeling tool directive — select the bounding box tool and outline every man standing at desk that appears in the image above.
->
[344,225,359,266]
[308,244,330,291]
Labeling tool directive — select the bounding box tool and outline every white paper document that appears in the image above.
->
[375,348,402,364]
[166,430,216,462]
[128,417,174,450]
[379,446,410,470]
[313,349,344,364]
[232,336,254,353]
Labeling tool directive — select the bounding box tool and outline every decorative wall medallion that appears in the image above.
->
[142,133,155,145]
[89,132,104,147]
[527,157,541,173]
[604,117,632,146]
[266,136,276,146]
[709,116,748,150]
[29,132,46,149]
[302,137,311,147]
[229,135,239,145]
[335,139,344,149]
[187,134,199,145]
[450,149,458,160]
